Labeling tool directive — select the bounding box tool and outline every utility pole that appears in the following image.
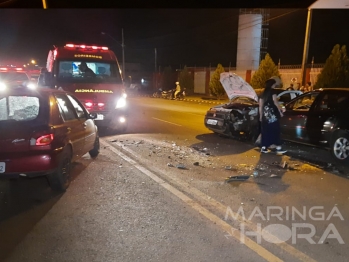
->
[301,8,313,86]
[122,28,125,80]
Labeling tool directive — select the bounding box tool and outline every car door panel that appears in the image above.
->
[67,94,96,153]
[55,94,86,159]
[280,91,319,142]
[307,91,349,144]
[281,109,308,141]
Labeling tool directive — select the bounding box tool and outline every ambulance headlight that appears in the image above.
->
[0,82,6,91]
[116,96,126,108]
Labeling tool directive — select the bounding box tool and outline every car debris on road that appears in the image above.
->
[225,175,250,183]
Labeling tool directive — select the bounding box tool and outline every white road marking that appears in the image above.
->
[101,139,286,262]
[152,117,182,126]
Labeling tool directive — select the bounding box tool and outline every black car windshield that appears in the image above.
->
[0,95,40,122]
[0,72,29,82]
[57,60,122,84]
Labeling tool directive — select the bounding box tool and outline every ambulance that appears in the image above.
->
[43,43,128,132]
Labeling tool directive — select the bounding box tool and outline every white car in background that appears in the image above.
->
[255,88,303,107]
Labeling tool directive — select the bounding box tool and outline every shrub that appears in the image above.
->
[250,53,282,89]
[314,44,349,88]
[209,63,226,100]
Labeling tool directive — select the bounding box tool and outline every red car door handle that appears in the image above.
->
[67,127,71,132]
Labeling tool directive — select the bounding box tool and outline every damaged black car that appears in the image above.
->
[204,73,302,141]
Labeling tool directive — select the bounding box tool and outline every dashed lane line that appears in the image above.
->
[152,117,182,126]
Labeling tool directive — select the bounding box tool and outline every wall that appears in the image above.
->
[194,71,206,94]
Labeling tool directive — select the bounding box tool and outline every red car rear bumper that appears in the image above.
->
[0,151,59,178]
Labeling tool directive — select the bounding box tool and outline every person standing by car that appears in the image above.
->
[296,83,301,90]
[306,81,312,91]
[259,76,287,154]
[286,83,294,90]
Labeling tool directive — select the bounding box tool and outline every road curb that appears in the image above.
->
[130,93,228,105]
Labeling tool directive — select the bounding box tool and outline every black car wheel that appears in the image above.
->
[46,147,72,192]
[89,134,100,158]
[331,131,349,161]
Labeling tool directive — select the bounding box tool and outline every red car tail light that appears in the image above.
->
[85,102,93,107]
[98,103,105,107]
[30,128,55,148]
[36,134,54,146]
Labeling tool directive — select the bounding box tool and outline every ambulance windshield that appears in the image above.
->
[57,61,122,84]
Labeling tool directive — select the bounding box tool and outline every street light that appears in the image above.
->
[101,30,125,80]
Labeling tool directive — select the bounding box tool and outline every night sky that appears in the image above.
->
[0,6,348,71]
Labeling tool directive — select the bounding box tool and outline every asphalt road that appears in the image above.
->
[1,96,349,262]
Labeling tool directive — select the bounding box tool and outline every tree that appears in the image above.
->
[313,44,349,89]
[209,63,226,100]
[161,66,175,90]
[178,66,194,95]
[250,53,282,89]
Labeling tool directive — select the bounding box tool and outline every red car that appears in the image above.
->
[0,86,100,191]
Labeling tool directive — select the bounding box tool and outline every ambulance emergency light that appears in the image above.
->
[65,44,109,50]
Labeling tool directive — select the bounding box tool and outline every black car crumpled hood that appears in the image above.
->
[212,99,258,115]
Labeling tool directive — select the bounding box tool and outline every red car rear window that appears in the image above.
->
[0,95,40,121]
